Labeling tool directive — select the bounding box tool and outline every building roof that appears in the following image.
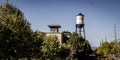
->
[77,13,84,16]
[48,25,61,28]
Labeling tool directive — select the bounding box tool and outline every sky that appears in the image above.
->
[0,0,120,47]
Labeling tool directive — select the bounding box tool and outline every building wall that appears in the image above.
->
[46,33,63,43]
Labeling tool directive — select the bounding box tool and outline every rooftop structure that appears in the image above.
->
[48,25,61,33]
[46,25,62,44]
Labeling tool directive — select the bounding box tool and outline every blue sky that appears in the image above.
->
[0,0,120,47]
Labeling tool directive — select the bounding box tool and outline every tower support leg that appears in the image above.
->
[79,28,81,37]
[83,26,86,40]
[75,25,77,33]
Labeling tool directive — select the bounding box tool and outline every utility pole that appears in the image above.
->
[114,24,117,56]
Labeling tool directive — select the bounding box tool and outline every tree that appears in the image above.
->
[58,43,70,59]
[96,41,120,60]
[96,41,120,56]
[0,22,13,59]
[0,1,33,59]
[96,41,113,56]
[68,32,92,60]
[31,31,45,59]
[41,35,60,60]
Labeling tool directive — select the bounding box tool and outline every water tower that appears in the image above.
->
[75,13,86,39]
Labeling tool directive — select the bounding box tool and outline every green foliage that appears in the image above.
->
[96,41,120,60]
[68,32,92,59]
[0,22,13,59]
[41,35,60,59]
[96,41,120,58]
[59,43,70,59]
[96,42,112,56]
[96,41,115,56]
[41,35,71,60]
[31,31,45,59]
[0,2,33,59]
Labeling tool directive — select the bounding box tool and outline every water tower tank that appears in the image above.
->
[76,13,84,25]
